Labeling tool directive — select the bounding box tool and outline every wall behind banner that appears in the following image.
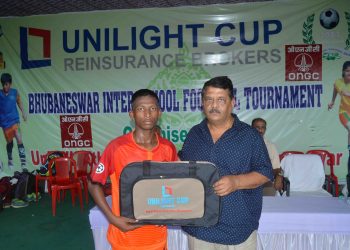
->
[0,0,349,183]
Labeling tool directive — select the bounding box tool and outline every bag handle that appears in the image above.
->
[143,160,151,176]
[189,161,197,177]
[142,160,197,177]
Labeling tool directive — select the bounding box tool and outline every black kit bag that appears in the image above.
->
[13,170,36,200]
[120,161,220,226]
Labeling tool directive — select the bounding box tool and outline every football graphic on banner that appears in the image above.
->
[319,8,339,30]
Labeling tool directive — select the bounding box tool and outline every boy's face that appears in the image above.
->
[129,95,161,131]
[2,82,11,93]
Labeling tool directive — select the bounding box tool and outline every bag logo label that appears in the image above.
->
[147,185,189,208]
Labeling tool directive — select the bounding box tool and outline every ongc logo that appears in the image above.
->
[285,44,322,81]
[60,115,93,148]
[287,53,320,81]
[68,123,84,139]
[294,53,313,72]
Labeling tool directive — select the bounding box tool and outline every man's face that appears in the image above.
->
[129,96,161,131]
[252,120,266,136]
[202,86,235,124]
[2,82,11,93]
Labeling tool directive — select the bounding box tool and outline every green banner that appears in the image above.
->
[0,0,349,182]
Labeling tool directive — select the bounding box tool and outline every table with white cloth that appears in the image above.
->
[89,196,350,250]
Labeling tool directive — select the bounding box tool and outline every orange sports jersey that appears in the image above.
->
[91,132,177,250]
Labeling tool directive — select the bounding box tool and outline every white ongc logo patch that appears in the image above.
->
[95,163,105,174]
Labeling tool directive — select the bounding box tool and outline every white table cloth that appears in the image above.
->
[89,196,350,250]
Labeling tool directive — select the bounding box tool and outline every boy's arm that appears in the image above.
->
[16,93,27,121]
[88,180,141,232]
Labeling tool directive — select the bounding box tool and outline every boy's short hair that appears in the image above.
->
[131,89,159,109]
[1,73,12,86]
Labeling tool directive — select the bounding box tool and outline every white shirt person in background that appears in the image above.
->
[252,118,283,192]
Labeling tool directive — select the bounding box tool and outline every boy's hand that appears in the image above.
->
[111,215,142,232]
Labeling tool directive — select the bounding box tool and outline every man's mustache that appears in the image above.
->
[209,109,221,114]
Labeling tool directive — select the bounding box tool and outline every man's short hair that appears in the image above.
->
[1,73,12,86]
[251,118,267,127]
[131,89,159,109]
[201,76,234,99]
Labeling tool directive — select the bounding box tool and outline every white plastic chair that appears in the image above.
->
[281,154,332,197]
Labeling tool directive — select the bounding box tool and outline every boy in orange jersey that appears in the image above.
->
[89,89,177,250]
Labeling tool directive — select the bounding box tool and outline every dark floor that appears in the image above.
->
[0,192,95,250]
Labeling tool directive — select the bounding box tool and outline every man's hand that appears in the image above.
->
[274,175,283,191]
[110,215,142,232]
[213,172,269,196]
[22,113,27,122]
[213,175,239,196]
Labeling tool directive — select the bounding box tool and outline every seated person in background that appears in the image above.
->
[252,118,283,193]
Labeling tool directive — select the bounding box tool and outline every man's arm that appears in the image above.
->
[88,180,141,232]
[16,93,27,121]
[214,130,273,196]
[213,172,269,196]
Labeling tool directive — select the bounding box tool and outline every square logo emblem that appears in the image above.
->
[20,27,51,69]
[60,115,93,148]
[285,44,322,81]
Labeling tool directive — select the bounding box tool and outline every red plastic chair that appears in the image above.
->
[35,151,66,202]
[306,150,339,196]
[279,151,304,161]
[48,157,83,216]
[72,151,93,204]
